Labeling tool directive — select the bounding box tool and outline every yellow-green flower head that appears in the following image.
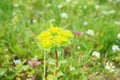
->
[55,35,68,45]
[37,31,51,41]
[48,27,62,34]
[58,30,74,38]
[37,27,74,49]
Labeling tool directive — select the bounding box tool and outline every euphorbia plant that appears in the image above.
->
[37,27,74,79]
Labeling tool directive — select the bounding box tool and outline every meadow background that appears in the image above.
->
[0,0,120,80]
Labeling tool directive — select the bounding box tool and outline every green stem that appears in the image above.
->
[43,51,46,80]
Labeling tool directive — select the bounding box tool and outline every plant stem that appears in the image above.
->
[43,51,46,80]
[55,50,58,77]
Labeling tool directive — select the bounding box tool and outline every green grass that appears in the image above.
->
[0,0,120,80]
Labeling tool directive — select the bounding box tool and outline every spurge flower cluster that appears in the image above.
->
[37,27,74,49]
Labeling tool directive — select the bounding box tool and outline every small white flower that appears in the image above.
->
[33,19,37,23]
[83,21,88,26]
[102,10,108,15]
[94,72,99,75]
[115,21,120,25]
[61,12,68,19]
[85,29,94,36]
[58,4,63,9]
[14,59,21,64]
[70,66,75,71]
[109,10,116,14]
[98,62,101,65]
[77,46,80,49]
[46,3,51,7]
[112,45,120,52]
[105,62,110,70]
[12,12,16,16]
[92,51,100,58]
[5,48,8,51]
[117,33,120,39]
[105,61,115,72]
[95,5,100,9]
[102,10,116,15]
[9,68,12,71]
[14,3,19,8]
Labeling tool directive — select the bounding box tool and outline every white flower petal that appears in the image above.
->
[14,59,21,64]
[77,46,80,49]
[105,61,115,72]
[117,33,120,39]
[92,51,100,58]
[112,45,120,52]
[61,12,68,19]
[70,66,75,71]
[86,29,94,36]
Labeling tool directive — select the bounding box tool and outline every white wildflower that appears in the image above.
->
[94,72,99,75]
[109,10,116,14]
[14,3,19,8]
[98,62,101,65]
[92,51,100,58]
[105,61,115,72]
[58,4,63,9]
[14,59,21,64]
[33,19,37,23]
[102,10,116,15]
[5,48,8,51]
[117,33,120,39]
[85,29,94,36]
[83,21,88,26]
[12,12,16,16]
[61,12,68,19]
[112,45,120,52]
[70,66,75,71]
[46,3,51,7]
[115,21,120,25]
[77,46,80,49]
[102,10,108,15]
[95,5,100,9]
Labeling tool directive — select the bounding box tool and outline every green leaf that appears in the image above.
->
[0,68,7,76]
[22,65,30,71]
[81,49,92,65]
[47,74,57,80]
[6,74,16,79]
[57,71,64,78]
[80,75,87,80]
[48,58,56,65]
[59,59,67,64]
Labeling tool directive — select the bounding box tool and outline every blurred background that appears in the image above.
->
[0,0,120,80]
